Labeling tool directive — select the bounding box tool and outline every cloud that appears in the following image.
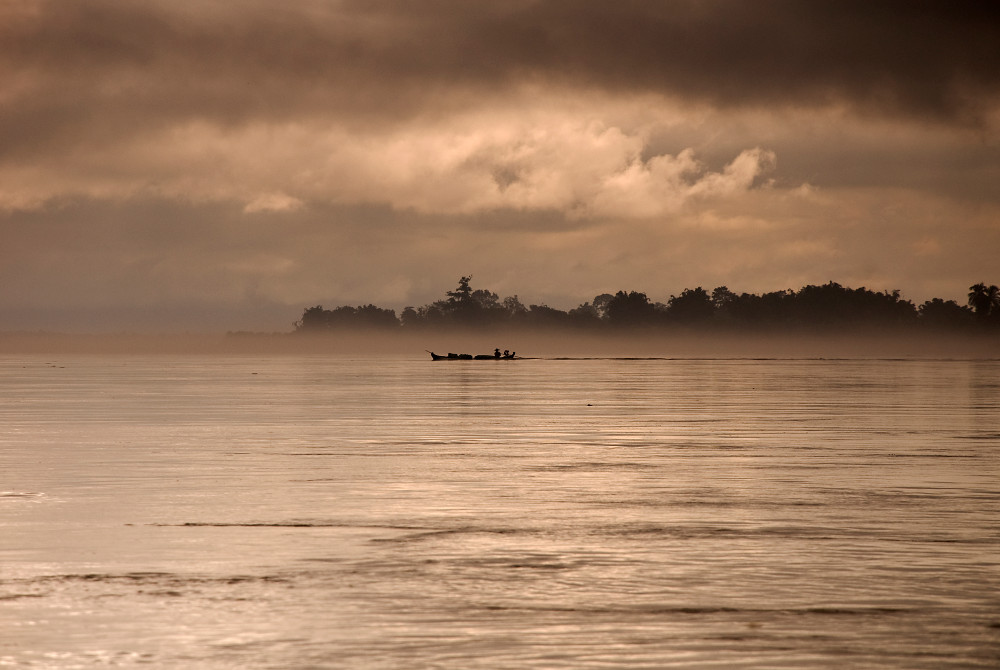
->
[1,1,998,332]
[5,182,996,322]
[243,193,304,214]
[585,147,777,218]
[0,112,774,219]
[1,1,994,215]
[2,0,997,163]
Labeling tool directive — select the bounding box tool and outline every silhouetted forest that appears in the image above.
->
[294,277,1000,333]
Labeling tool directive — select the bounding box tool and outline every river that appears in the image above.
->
[2,354,998,668]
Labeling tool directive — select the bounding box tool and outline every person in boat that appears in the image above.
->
[494,348,501,359]
[503,349,510,358]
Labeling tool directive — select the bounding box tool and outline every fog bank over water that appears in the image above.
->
[1,329,996,359]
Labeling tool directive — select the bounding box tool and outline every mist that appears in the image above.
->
[1,327,994,361]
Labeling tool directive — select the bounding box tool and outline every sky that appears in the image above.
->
[2,0,999,332]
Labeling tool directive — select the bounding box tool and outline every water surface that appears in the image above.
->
[2,355,998,668]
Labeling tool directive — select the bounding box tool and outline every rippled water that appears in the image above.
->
[1,354,998,668]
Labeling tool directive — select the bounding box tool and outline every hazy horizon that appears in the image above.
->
[2,328,997,361]
[0,278,993,336]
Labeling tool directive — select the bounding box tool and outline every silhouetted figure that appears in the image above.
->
[494,348,501,359]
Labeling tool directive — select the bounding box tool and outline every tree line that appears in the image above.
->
[294,277,1000,333]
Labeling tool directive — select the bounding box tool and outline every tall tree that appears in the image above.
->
[446,276,474,306]
[668,287,715,322]
[605,290,656,326]
[918,298,973,327]
[502,295,528,318]
[968,283,1000,319]
[711,286,737,310]
[591,293,615,320]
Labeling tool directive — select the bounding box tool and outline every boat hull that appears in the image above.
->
[429,352,516,361]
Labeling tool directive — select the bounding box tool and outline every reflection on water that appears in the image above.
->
[1,355,999,668]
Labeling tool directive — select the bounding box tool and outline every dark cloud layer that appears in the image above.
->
[420,0,1000,122]
[2,0,998,159]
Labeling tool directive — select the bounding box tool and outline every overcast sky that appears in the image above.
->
[2,0,998,331]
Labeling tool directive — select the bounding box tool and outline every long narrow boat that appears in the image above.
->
[429,351,516,360]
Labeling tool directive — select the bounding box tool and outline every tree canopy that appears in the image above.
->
[294,278,994,333]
